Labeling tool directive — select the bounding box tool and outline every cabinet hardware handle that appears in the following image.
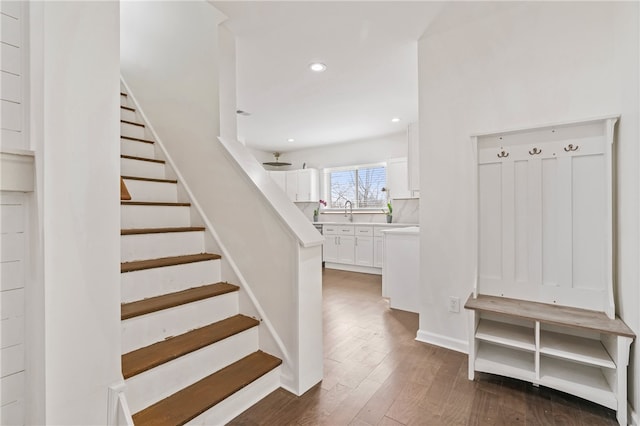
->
[564,144,579,152]
[529,147,542,155]
[497,150,509,158]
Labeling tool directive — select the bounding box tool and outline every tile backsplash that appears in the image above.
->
[297,198,419,224]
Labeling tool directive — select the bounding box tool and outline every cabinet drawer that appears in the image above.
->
[374,226,393,237]
[323,226,338,235]
[338,226,354,235]
[355,226,373,236]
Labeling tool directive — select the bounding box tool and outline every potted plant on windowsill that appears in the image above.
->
[313,199,327,222]
[386,202,393,223]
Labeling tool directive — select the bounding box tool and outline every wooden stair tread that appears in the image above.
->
[120,154,164,164]
[132,350,282,425]
[121,119,145,127]
[121,175,177,184]
[121,105,135,112]
[121,92,128,96]
[121,253,220,273]
[121,227,205,235]
[121,282,239,320]
[122,313,255,379]
[121,201,190,207]
[121,135,155,144]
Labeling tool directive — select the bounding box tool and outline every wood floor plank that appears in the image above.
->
[228,269,619,426]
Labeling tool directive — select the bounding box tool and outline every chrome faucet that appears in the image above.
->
[344,200,353,222]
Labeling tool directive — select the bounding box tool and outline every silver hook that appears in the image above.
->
[529,147,542,155]
[564,144,579,152]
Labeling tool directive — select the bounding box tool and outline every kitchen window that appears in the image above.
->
[323,163,387,209]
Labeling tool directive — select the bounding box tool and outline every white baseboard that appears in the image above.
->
[324,263,381,275]
[416,329,468,354]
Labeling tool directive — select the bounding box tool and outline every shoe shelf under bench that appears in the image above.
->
[465,293,635,426]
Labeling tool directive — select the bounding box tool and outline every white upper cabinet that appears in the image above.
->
[474,116,618,317]
[269,168,318,202]
[386,158,413,199]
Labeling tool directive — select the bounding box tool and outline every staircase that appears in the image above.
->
[119,90,282,425]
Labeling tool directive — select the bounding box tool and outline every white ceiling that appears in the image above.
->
[212,1,445,153]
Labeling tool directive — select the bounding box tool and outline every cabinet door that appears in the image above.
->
[355,236,374,266]
[323,235,338,262]
[297,169,319,202]
[337,236,355,264]
[374,237,384,268]
[386,158,411,199]
[285,171,298,201]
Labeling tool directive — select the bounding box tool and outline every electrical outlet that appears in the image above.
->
[448,296,460,313]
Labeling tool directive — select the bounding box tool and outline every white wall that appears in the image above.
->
[253,131,407,171]
[418,0,639,414]
[28,2,122,424]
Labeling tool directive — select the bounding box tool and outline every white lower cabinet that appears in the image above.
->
[323,225,382,271]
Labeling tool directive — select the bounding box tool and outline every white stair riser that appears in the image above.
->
[121,139,155,158]
[125,328,258,414]
[122,179,178,203]
[121,231,205,262]
[121,205,190,228]
[120,94,128,106]
[186,367,281,426]
[121,122,146,139]
[121,292,239,353]
[120,260,222,303]
[121,108,137,122]
[121,158,166,180]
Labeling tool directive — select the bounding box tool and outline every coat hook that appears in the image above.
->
[564,144,579,152]
[529,147,542,155]
[497,150,509,158]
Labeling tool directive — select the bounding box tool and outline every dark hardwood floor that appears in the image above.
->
[229,269,618,425]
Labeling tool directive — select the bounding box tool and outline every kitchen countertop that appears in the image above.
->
[380,226,420,235]
[312,222,419,227]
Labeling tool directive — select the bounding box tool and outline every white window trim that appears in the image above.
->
[322,161,388,211]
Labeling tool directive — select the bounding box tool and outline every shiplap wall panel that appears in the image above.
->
[1,1,24,151]
[478,163,502,281]
[0,193,25,425]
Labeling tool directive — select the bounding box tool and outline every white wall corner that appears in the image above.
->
[416,329,469,354]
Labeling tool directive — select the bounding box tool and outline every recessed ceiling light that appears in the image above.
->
[287,138,295,142]
[309,62,327,72]
[391,117,401,123]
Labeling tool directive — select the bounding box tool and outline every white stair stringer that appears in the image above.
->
[121,258,221,303]
[121,291,239,353]
[121,178,178,203]
[121,204,191,229]
[121,230,205,263]
[121,157,166,180]
[125,327,258,414]
[187,367,281,426]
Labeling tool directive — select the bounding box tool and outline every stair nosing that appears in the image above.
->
[121,92,128,97]
[121,105,135,112]
[120,154,164,164]
[121,175,177,184]
[121,282,239,320]
[121,313,254,379]
[121,253,220,273]
[121,227,205,236]
[131,351,282,425]
[120,201,190,207]
[121,119,145,127]
[121,135,155,144]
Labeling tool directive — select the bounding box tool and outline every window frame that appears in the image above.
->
[322,162,388,211]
